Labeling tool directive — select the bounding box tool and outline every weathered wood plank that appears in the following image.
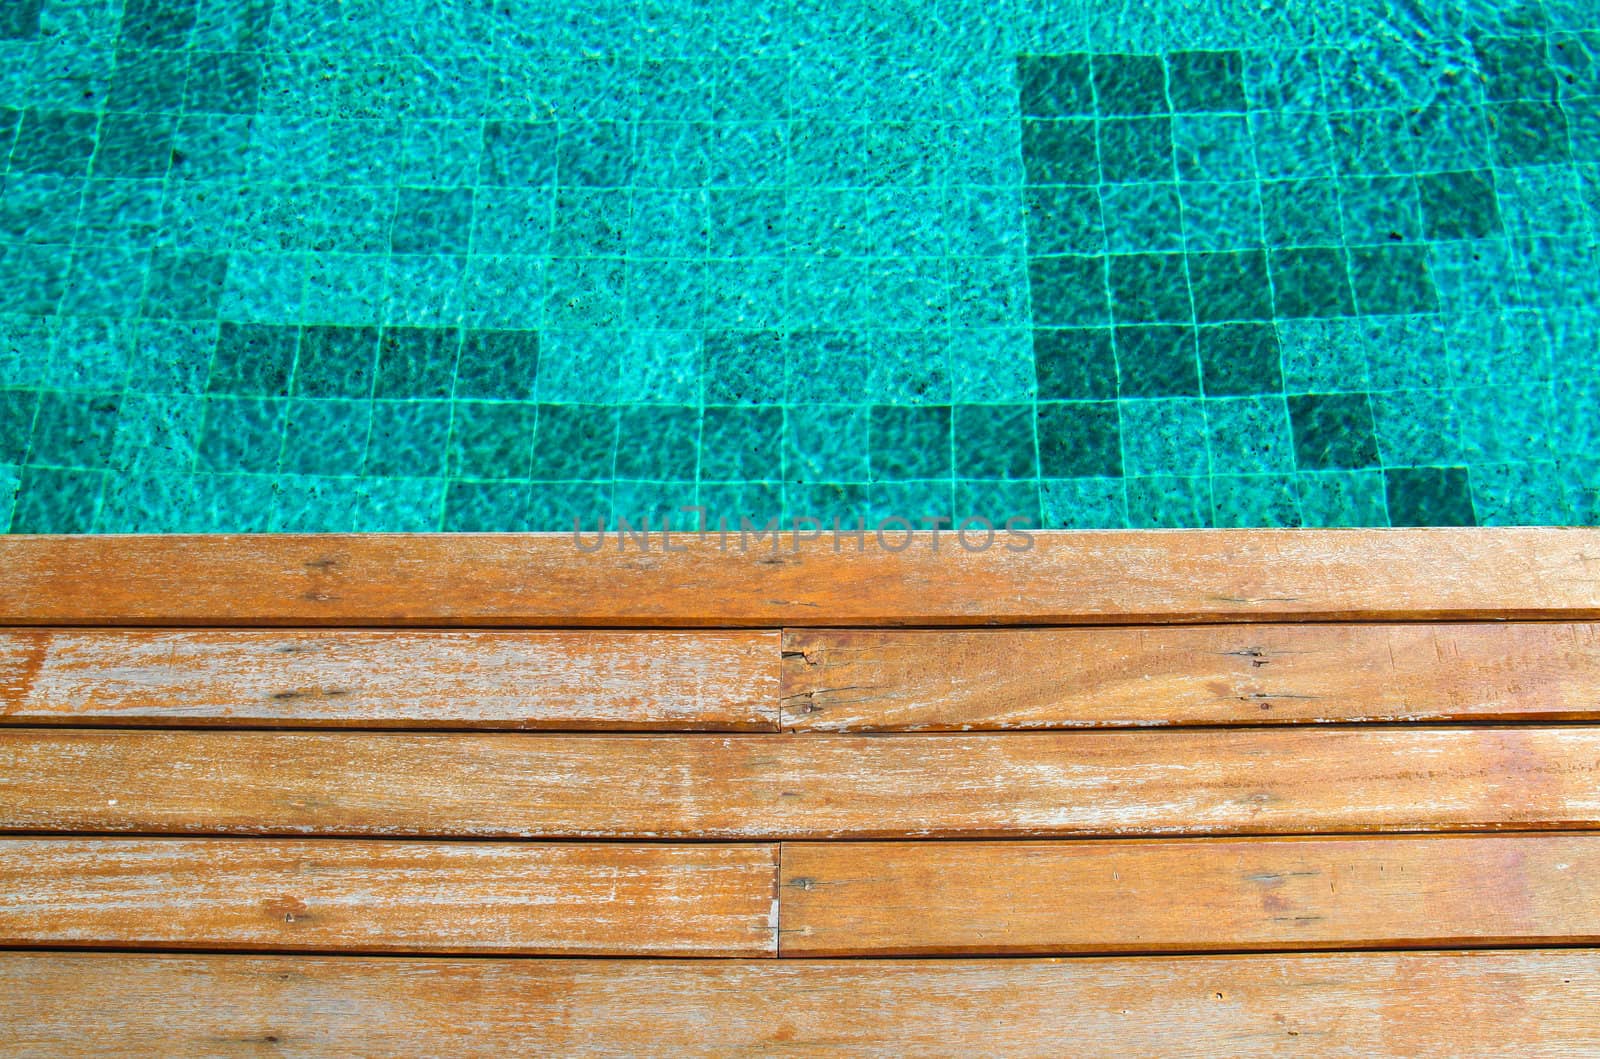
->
[0,839,777,956]
[3,530,1597,626]
[5,950,1600,1057]
[0,629,778,730]
[782,624,1600,730]
[6,727,1600,838]
[780,834,1600,955]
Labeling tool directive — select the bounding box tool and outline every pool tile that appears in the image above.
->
[954,403,1036,479]
[1028,254,1109,326]
[1173,113,1255,182]
[1126,474,1212,527]
[11,466,104,532]
[197,395,286,473]
[1165,50,1245,113]
[1033,327,1117,400]
[0,0,42,40]
[1417,169,1502,239]
[443,479,531,531]
[364,401,451,478]
[1037,401,1121,477]
[1384,465,1477,526]
[448,400,536,480]
[1096,117,1172,183]
[1016,53,1095,118]
[12,110,98,175]
[615,404,699,481]
[1199,322,1281,395]
[699,405,780,481]
[1120,397,1209,476]
[208,323,298,397]
[456,329,538,401]
[1092,53,1168,116]
[281,398,370,476]
[1178,180,1263,251]
[1206,396,1296,474]
[1114,324,1199,397]
[390,187,474,255]
[1188,250,1272,322]
[1490,101,1572,164]
[1100,182,1184,252]
[1270,247,1355,318]
[183,51,263,115]
[1025,185,1104,254]
[1474,36,1558,103]
[1107,252,1191,323]
[1021,118,1099,184]
[92,112,174,178]
[1296,469,1389,526]
[1287,392,1380,470]
[870,404,952,480]
[1210,472,1301,527]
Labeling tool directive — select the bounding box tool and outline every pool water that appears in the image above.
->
[1,0,1597,532]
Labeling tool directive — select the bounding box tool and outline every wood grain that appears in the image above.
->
[7,726,1599,838]
[0,629,778,730]
[3,529,1597,626]
[6,950,1600,1057]
[782,624,1600,730]
[0,838,777,956]
[780,834,1600,955]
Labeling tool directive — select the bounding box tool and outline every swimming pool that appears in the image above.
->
[0,0,1596,532]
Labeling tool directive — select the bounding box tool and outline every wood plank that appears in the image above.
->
[0,629,778,730]
[6,951,1600,1057]
[7,726,1600,839]
[0,838,776,956]
[2,529,1597,626]
[780,834,1600,956]
[782,624,1600,730]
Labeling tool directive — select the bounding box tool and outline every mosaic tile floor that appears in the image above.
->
[0,0,1597,532]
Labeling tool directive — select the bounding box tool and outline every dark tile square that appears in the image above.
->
[1108,252,1192,324]
[1025,184,1104,254]
[1260,178,1343,246]
[1418,169,1502,239]
[1288,392,1380,470]
[11,467,103,533]
[92,113,174,178]
[457,329,539,400]
[1270,247,1355,318]
[281,399,369,475]
[954,403,1036,479]
[0,0,41,39]
[1199,323,1281,396]
[1474,36,1557,103]
[449,400,536,479]
[0,389,38,462]
[480,121,559,187]
[1094,53,1169,115]
[870,405,952,480]
[1188,250,1273,323]
[375,327,459,400]
[1017,53,1095,117]
[197,396,286,473]
[141,249,227,320]
[1166,50,1245,112]
[294,326,378,398]
[531,403,620,479]
[1034,327,1117,399]
[1349,244,1438,315]
[557,120,635,188]
[391,187,474,254]
[12,111,98,175]
[1028,254,1109,326]
[443,480,531,531]
[699,405,781,480]
[615,405,699,480]
[1097,117,1173,183]
[184,51,263,115]
[1115,324,1198,397]
[1385,465,1477,526]
[28,392,120,468]
[364,400,450,477]
[208,323,298,396]
[119,0,196,47]
[703,330,784,405]
[1491,101,1571,164]
[1037,400,1122,477]
[1020,119,1099,184]
[108,49,189,111]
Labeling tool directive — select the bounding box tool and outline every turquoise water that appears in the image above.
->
[0,0,1597,532]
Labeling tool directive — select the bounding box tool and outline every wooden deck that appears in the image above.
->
[4,528,1600,1055]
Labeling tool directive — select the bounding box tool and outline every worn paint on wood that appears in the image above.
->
[782,624,1600,730]
[3,529,1598,626]
[6,727,1599,839]
[780,834,1600,955]
[6,950,1600,1057]
[0,839,777,956]
[0,629,779,730]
